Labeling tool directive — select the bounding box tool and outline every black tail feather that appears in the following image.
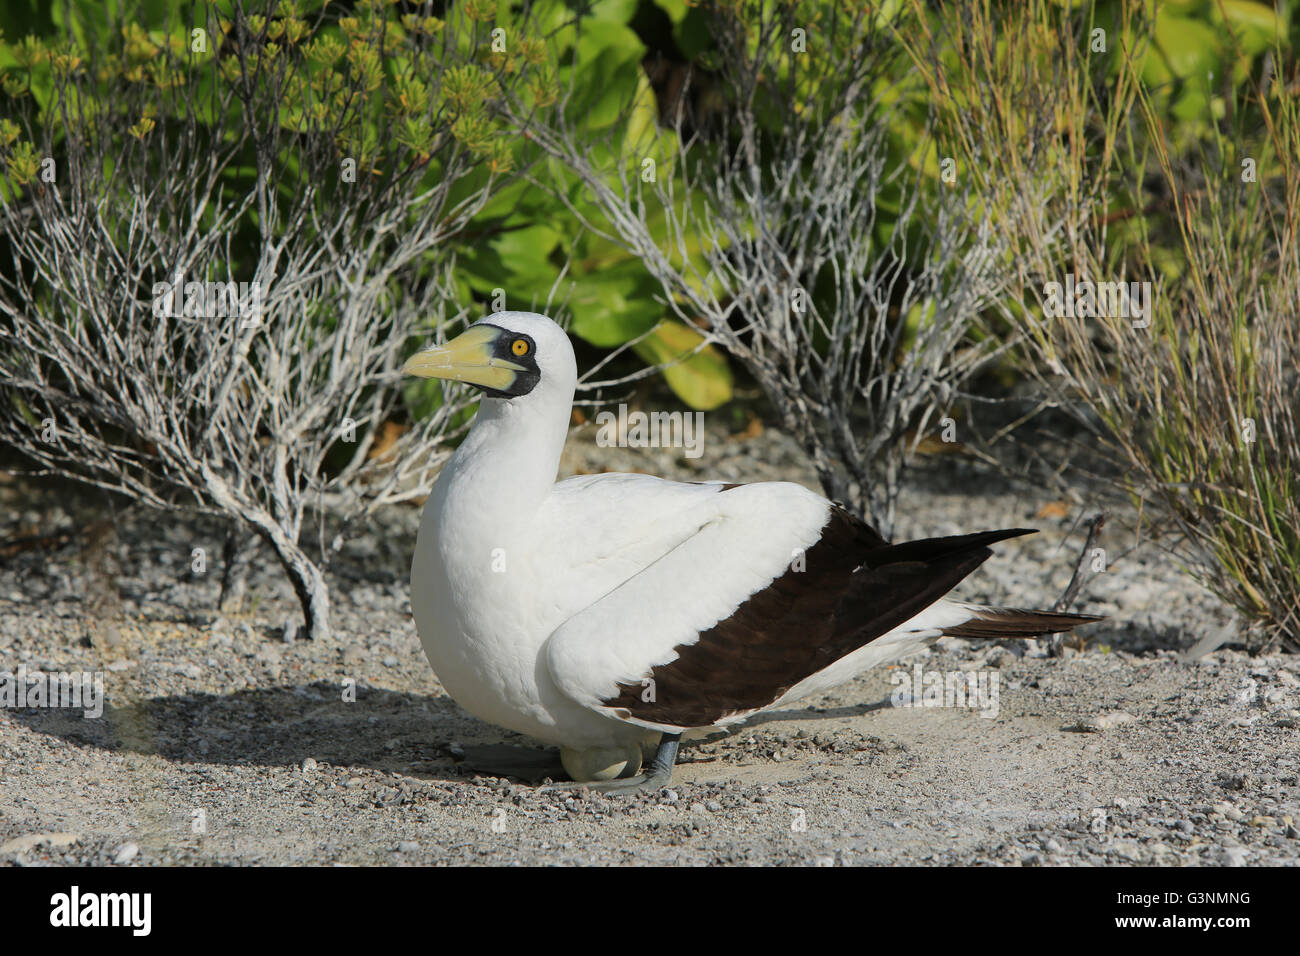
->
[862,528,1037,568]
[942,606,1104,639]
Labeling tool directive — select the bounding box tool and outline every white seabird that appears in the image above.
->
[404,312,1099,792]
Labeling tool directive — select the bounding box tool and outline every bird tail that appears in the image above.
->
[940,604,1103,639]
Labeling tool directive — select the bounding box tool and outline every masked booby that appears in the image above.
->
[404,312,1100,792]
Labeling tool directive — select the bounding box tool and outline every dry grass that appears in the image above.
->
[905,0,1300,649]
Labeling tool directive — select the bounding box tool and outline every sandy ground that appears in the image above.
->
[2,417,1297,866]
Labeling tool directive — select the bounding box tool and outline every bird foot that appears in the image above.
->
[540,765,674,795]
[540,733,681,796]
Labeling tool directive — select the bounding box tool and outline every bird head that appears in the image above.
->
[402,312,573,400]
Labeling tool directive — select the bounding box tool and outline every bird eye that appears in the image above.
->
[511,338,530,357]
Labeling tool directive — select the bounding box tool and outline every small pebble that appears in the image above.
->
[1072,711,1135,733]
[1109,840,1143,862]
[112,842,139,865]
[1220,846,1249,867]
[1214,802,1244,821]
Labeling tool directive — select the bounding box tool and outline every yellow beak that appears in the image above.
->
[402,325,526,391]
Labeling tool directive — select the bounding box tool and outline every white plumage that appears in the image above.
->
[404,312,1097,788]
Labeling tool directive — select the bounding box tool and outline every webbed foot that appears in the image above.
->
[541,734,680,795]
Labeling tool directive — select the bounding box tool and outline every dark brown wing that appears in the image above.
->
[602,508,1037,728]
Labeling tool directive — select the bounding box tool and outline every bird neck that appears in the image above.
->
[441,390,570,518]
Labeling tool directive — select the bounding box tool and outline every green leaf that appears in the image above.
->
[567,263,663,346]
[674,6,713,60]
[633,320,733,411]
[564,32,645,130]
[653,0,690,25]
[1214,0,1282,56]
[588,0,639,24]
[1150,13,1220,86]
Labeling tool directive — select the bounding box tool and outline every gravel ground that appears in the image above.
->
[1,415,1297,866]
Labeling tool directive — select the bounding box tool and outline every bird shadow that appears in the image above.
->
[6,681,480,784]
[6,680,897,784]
